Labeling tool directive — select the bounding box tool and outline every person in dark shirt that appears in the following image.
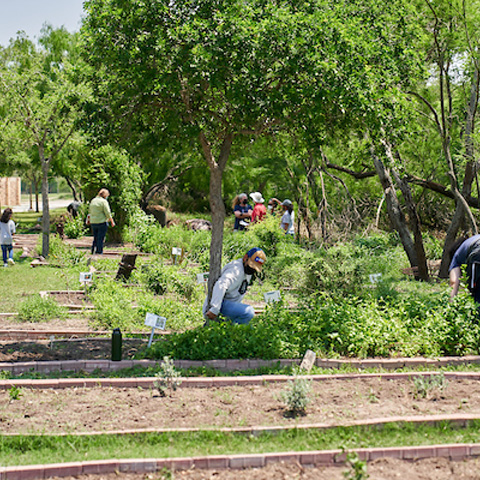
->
[232,193,252,232]
[449,235,480,303]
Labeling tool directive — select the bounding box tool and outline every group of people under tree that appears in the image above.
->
[232,192,295,235]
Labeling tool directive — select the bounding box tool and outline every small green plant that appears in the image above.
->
[281,371,312,416]
[157,468,174,480]
[17,294,67,322]
[154,357,182,397]
[8,385,22,401]
[367,389,378,403]
[47,235,85,265]
[64,215,87,239]
[412,373,448,399]
[0,370,11,380]
[343,451,369,480]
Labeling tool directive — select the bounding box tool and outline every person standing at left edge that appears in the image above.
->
[89,188,115,254]
[203,248,266,325]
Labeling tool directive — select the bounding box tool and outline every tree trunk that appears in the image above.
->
[391,167,429,281]
[29,182,33,211]
[383,141,429,281]
[65,176,81,202]
[439,205,466,277]
[372,153,418,268]
[199,132,233,307]
[40,153,50,258]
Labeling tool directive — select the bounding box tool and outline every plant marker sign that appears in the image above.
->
[79,272,93,284]
[264,290,281,304]
[145,312,167,348]
[369,273,382,283]
[196,272,209,294]
[171,247,184,265]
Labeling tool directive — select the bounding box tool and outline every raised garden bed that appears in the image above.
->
[1,374,479,435]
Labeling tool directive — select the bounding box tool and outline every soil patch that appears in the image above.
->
[0,338,146,362]
[1,376,479,434]
[45,456,480,479]
[0,317,90,332]
[44,292,93,306]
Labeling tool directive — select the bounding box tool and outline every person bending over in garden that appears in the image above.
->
[88,188,115,255]
[449,234,480,303]
[0,208,15,267]
[203,247,266,325]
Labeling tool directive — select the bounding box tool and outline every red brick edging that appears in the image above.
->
[0,444,479,479]
[2,355,480,377]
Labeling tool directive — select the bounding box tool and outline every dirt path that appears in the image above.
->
[0,376,477,434]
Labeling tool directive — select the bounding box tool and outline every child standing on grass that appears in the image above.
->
[0,208,15,267]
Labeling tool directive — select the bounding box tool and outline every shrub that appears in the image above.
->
[142,263,197,300]
[140,291,480,361]
[88,277,138,330]
[63,215,87,239]
[47,235,86,266]
[412,373,448,399]
[343,451,369,480]
[81,145,144,242]
[154,356,182,396]
[18,295,67,322]
[281,373,312,416]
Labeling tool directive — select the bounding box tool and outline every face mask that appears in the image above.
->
[244,264,257,276]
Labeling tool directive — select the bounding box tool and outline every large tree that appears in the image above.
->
[0,30,91,256]
[81,0,335,298]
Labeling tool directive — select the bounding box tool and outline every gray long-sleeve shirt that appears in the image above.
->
[203,259,252,316]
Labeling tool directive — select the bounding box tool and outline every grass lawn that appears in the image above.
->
[0,259,76,313]
[13,206,70,233]
[2,421,480,466]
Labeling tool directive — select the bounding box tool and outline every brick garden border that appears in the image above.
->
[1,443,479,480]
[2,355,480,377]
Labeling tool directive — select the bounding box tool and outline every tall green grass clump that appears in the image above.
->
[46,235,86,266]
[17,295,67,322]
[88,276,202,332]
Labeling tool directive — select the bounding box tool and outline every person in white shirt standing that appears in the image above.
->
[203,248,267,325]
[0,208,16,267]
[280,199,295,236]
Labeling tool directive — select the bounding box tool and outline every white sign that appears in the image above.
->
[79,272,93,284]
[196,272,209,284]
[145,313,167,330]
[264,290,281,303]
[369,273,382,284]
[172,247,183,256]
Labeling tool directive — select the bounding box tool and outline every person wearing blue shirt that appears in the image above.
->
[232,193,252,232]
[449,234,480,303]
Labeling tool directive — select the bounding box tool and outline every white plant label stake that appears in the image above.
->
[264,290,281,304]
[172,247,183,265]
[79,272,93,284]
[79,272,93,295]
[145,313,167,348]
[196,272,209,294]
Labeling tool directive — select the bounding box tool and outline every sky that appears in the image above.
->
[0,0,85,47]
